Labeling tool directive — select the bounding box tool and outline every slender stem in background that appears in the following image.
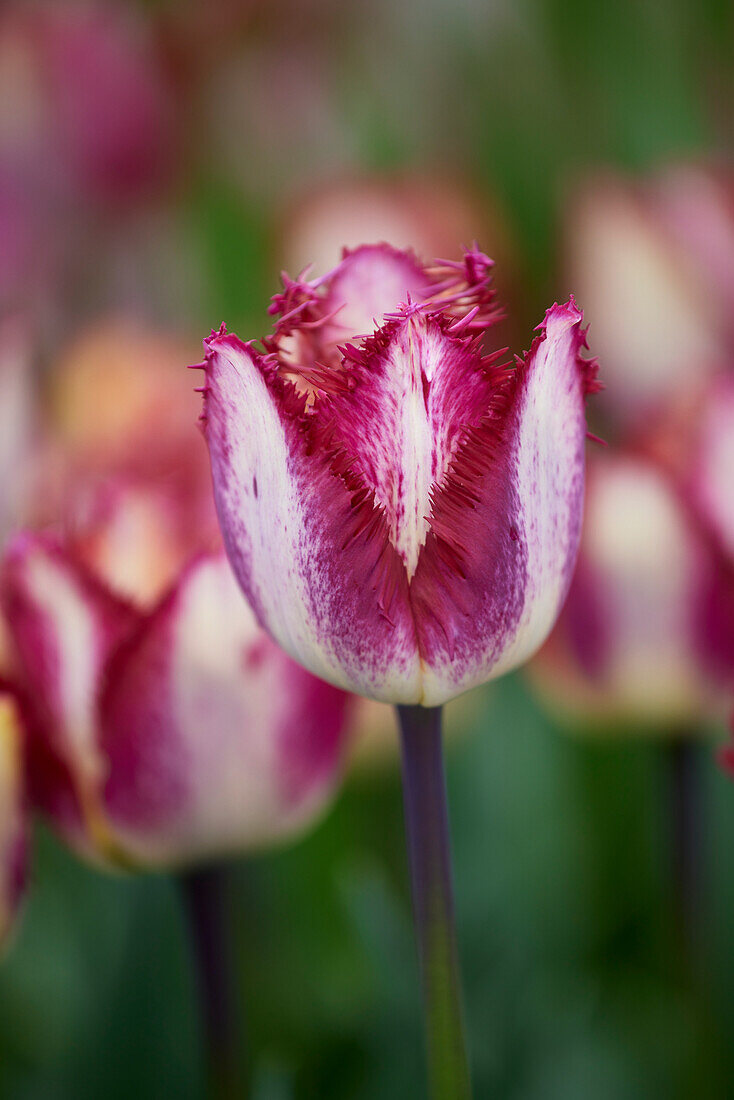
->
[179,864,244,1100]
[396,704,472,1100]
[666,737,703,960]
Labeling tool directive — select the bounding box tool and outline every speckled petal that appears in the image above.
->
[531,454,734,727]
[413,300,596,705]
[99,552,351,866]
[316,311,498,577]
[201,330,421,702]
[0,534,138,798]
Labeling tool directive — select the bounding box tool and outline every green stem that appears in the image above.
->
[396,704,472,1100]
[666,737,703,961]
[179,864,245,1100]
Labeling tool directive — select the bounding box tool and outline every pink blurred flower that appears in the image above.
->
[530,449,734,730]
[567,164,734,428]
[0,320,351,869]
[1,539,350,868]
[0,320,36,544]
[278,174,513,282]
[0,1,176,205]
[198,243,598,705]
[0,691,27,951]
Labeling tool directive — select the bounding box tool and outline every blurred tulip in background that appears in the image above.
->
[567,165,734,431]
[0,318,351,869]
[530,450,734,731]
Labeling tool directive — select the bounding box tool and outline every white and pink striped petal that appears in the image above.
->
[530,454,734,727]
[0,534,139,809]
[100,552,350,866]
[201,331,421,702]
[201,243,597,706]
[413,300,596,704]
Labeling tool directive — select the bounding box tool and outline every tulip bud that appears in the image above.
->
[0,537,350,868]
[199,244,598,705]
[567,167,734,428]
[530,452,734,730]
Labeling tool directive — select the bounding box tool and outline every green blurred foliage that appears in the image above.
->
[2,0,733,1096]
[2,679,733,1098]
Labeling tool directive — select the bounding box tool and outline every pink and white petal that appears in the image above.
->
[568,180,725,421]
[652,165,734,326]
[0,320,36,543]
[531,456,732,727]
[0,534,138,795]
[322,243,431,338]
[201,331,421,702]
[0,692,28,950]
[319,313,498,576]
[99,552,351,866]
[413,300,594,706]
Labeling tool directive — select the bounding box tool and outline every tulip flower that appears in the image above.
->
[1,536,349,869]
[0,319,350,867]
[567,165,734,429]
[197,242,598,1097]
[0,691,27,952]
[530,450,734,730]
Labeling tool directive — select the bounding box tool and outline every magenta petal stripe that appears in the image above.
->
[412,300,597,703]
[0,534,139,790]
[100,551,350,865]
[200,332,422,702]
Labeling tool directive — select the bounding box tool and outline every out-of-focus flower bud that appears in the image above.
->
[0,320,36,544]
[278,174,512,282]
[0,314,353,869]
[530,452,734,730]
[0,2,175,204]
[1,538,351,868]
[0,691,28,950]
[567,166,734,428]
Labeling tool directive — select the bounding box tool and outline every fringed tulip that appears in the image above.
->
[198,244,599,707]
[530,451,734,730]
[197,242,597,1097]
[0,536,350,868]
[0,691,27,951]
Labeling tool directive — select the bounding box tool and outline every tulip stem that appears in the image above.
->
[396,704,472,1100]
[667,738,703,960]
[179,864,244,1100]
